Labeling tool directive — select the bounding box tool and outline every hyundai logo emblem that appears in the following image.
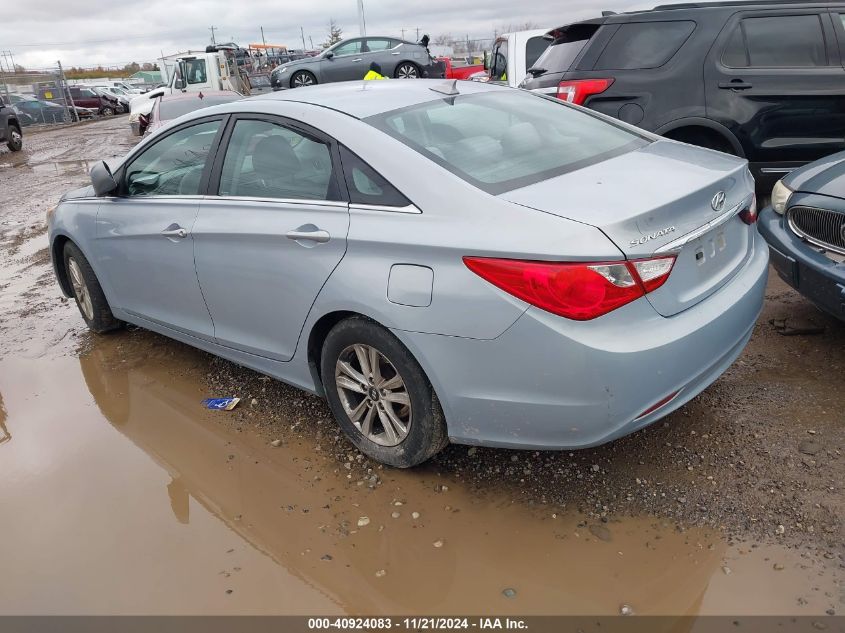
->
[711,191,727,212]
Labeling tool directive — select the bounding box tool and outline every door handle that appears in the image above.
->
[718,79,753,90]
[352,58,362,62]
[391,52,400,55]
[286,228,331,243]
[161,225,188,239]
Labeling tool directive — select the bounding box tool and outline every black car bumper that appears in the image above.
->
[758,206,845,320]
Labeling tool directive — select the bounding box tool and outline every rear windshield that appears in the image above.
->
[530,24,599,73]
[365,90,647,194]
[159,95,238,120]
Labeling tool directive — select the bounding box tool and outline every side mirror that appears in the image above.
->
[325,51,334,60]
[90,161,118,197]
[174,78,185,90]
[147,88,165,99]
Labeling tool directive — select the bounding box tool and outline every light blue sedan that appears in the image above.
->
[48,80,768,467]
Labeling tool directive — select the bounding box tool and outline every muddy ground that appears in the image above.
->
[0,117,842,616]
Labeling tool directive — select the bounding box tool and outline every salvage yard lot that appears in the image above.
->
[0,117,842,615]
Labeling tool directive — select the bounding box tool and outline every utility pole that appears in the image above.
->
[416,27,420,40]
[357,0,367,37]
[209,25,218,46]
[300,27,306,51]
[260,26,266,47]
[401,28,406,40]
[309,36,314,49]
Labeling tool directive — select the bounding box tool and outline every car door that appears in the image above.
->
[365,37,398,75]
[705,9,845,170]
[322,39,366,82]
[94,117,225,340]
[192,115,349,361]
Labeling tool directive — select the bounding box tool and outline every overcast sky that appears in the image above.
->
[1,0,655,70]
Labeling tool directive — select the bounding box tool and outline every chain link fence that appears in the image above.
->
[0,64,83,129]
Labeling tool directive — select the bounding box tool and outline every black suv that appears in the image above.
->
[521,1,845,189]
[0,98,23,152]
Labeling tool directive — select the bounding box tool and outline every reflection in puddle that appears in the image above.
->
[0,335,839,615]
[27,160,92,177]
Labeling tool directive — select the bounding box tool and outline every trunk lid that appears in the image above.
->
[500,140,756,317]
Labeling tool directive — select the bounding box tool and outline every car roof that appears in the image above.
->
[159,90,240,102]
[247,79,504,119]
[550,0,839,31]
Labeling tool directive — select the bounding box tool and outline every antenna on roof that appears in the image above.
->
[601,10,617,16]
[430,79,459,96]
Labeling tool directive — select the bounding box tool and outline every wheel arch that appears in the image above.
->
[656,117,745,157]
[51,233,74,297]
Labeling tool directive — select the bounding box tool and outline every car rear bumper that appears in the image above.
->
[396,231,769,450]
[757,206,845,320]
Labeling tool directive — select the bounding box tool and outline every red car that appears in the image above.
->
[437,57,485,80]
[142,90,241,135]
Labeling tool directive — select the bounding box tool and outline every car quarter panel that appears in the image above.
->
[395,230,768,448]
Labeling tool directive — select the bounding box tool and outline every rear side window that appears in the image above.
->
[339,146,411,207]
[530,24,598,72]
[722,15,828,68]
[595,21,695,70]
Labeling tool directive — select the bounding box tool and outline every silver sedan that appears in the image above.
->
[48,80,768,467]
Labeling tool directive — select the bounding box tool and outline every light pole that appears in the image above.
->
[357,0,367,37]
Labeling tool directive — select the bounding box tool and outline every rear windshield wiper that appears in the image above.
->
[527,67,548,77]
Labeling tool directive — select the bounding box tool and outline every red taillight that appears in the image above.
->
[556,78,614,105]
[739,194,758,225]
[463,255,676,321]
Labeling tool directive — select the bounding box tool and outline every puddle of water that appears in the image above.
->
[0,334,838,616]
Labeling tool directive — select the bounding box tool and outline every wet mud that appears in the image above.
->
[0,118,841,616]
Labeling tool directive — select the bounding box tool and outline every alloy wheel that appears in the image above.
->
[68,257,94,320]
[293,73,315,88]
[397,64,418,79]
[335,344,412,447]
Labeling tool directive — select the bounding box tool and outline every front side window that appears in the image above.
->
[367,91,646,195]
[723,15,828,68]
[185,59,208,84]
[125,120,220,196]
[332,40,362,57]
[218,118,340,201]
[595,21,695,70]
[490,39,508,80]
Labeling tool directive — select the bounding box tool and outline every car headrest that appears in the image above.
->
[252,135,301,180]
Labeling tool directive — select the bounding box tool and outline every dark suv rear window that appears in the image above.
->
[595,21,695,70]
[530,24,598,73]
[721,15,828,68]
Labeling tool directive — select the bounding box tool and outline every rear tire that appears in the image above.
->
[101,106,115,117]
[394,63,419,79]
[63,242,122,333]
[321,317,448,468]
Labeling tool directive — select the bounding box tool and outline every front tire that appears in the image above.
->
[101,106,115,117]
[7,125,22,151]
[394,63,419,79]
[63,242,122,333]
[291,70,317,88]
[321,317,448,468]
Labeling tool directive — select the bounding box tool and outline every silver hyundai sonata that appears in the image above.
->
[48,79,768,467]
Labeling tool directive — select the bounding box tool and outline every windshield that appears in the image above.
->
[159,95,238,120]
[366,90,647,194]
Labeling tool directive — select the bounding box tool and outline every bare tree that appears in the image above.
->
[323,19,343,48]
[498,21,541,33]
[433,34,454,46]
